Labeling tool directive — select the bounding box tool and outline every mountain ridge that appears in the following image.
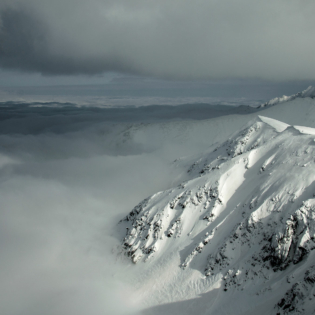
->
[259,86,315,108]
[119,115,315,314]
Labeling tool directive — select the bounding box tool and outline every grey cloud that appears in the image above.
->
[0,7,132,75]
[0,8,48,70]
[1,0,315,80]
[0,104,184,315]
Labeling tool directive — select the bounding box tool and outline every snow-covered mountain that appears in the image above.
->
[260,86,315,108]
[119,115,315,314]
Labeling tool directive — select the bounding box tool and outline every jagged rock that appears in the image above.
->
[276,269,315,315]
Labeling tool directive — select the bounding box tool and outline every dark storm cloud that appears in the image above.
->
[0,7,132,75]
[1,0,315,80]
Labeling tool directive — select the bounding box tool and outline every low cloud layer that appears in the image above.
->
[1,0,315,80]
[2,102,239,315]
[0,104,186,315]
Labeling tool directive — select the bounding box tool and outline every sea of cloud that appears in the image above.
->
[0,103,196,315]
[0,98,254,315]
[7,96,302,314]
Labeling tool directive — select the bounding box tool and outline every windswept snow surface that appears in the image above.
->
[119,116,315,315]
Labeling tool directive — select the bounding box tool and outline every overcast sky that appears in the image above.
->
[1,0,315,85]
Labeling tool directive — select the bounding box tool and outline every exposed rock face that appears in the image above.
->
[276,265,315,315]
[267,204,315,270]
[119,116,315,313]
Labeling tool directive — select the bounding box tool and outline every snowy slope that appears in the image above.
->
[118,115,315,314]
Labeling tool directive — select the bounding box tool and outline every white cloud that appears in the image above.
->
[0,105,185,315]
